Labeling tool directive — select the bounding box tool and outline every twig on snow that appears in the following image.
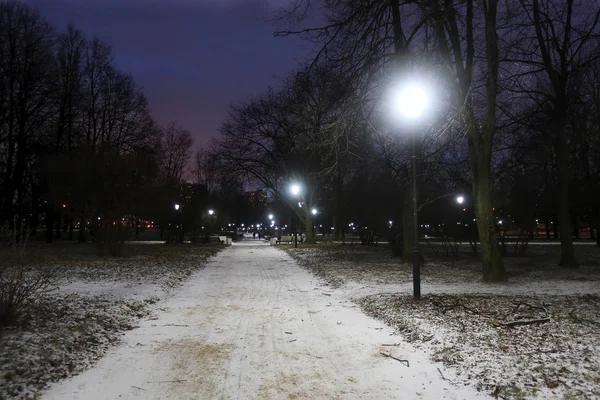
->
[436,367,458,386]
[380,352,409,367]
[494,318,550,327]
[147,379,188,383]
[381,343,401,347]
[162,324,189,327]
[496,301,550,327]
[131,385,146,391]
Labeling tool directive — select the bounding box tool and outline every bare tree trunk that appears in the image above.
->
[68,217,74,241]
[303,207,315,243]
[78,215,85,243]
[471,154,504,281]
[556,107,577,266]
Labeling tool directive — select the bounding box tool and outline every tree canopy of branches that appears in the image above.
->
[210,0,600,281]
[0,0,197,255]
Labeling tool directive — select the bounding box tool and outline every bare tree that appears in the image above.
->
[0,1,54,226]
[511,0,600,267]
[159,123,193,187]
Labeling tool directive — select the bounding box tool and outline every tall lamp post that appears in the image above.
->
[290,184,302,248]
[311,208,318,240]
[394,84,430,299]
[174,204,181,243]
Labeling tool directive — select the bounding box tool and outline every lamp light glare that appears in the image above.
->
[395,85,428,119]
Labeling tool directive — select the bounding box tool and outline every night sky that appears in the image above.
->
[25,0,316,148]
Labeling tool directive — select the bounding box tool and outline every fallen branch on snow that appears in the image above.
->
[380,352,409,367]
[494,317,550,327]
[436,367,458,386]
[495,302,550,327]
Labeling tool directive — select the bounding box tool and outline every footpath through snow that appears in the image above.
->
[43,239,484,400]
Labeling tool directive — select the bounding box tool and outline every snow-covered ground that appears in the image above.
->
[0,243,221,399]
[42,240,483,400]
[285,245,600,399]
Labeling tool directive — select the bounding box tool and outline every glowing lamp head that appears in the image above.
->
[268,214,274,220]
[290,184,301,196]
[311,208,317,215]
[174,204,180,211]
[208,209,214,215]
[456,196,464,204]
[394,85,429,119]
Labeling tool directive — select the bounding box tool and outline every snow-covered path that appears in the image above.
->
[43,240,484,400]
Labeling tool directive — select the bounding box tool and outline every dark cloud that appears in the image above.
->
[24,0,314,147]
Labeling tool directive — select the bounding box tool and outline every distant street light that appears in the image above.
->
[393,81,431,300]
[456,196,464,204]
[174,204,180,211]
[208,209,214,216]
[268,214,274,220]
[311,208,317,215]
[290,184,301,196]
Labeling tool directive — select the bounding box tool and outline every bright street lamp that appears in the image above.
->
[394,85,429,119]
[174,204,180,211]
[208,209,214,216]
[394,82,431,300]
[290,184,301,196]
[456,196,464,204]
[268,214,274,220]
[311,208,317,215]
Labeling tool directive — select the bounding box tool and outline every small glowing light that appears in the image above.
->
[389,220,393,225]
[208,209,214,215]
[290,184,300,196]
[268,214,273,220]
[456,196,464,204]
[311,208,317,215]
[174,204,180,210]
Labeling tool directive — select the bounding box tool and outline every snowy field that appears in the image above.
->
[285,244,600,399]
[0,243,222,399]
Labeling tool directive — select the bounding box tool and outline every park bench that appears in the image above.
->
[344,234,362,245]
[277,235,294,244]
[207,236,223,243]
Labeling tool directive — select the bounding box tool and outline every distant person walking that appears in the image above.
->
[253,231,256,240]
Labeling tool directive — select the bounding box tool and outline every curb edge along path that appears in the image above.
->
[43,240,484,400]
